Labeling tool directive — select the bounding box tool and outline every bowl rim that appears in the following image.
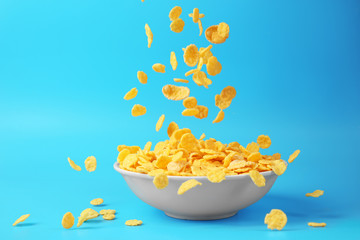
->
[113,162,278,180]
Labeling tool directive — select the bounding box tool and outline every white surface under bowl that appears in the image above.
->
[114,162,278,220]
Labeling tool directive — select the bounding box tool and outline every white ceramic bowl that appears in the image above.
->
[114,162,278,220]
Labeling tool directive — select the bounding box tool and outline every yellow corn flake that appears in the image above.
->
[183,97,197,108]
[125,219,143,226]
[247,152,262,162]
[197,57,204,71]
[137,71,147,84]
[247,142,260,153]
[220,86,237,101]
[206,56,222,76]
[257,135,271,149]
[249,170,266,187]
[90,198,104,206]
[144,24,153,48]
[155,155,172,169]
[117,149,130,164]
[308,222,326,227]
[182,108,199,116]
[189,13,205,18]
[217,22,230,39]
[185,68,199,77]
[179,133,199,152]
[207,169,226,183]
[167,160,187,172]
[264,209,287,230]
[170,18,185,33]
[194,105,208,119]
[212,110,225,123]
[68,157,81,171]
[77,208,99,227]
[288,149,300,163]
[199,45,213,64]
[305,190,324,198]
[192,71,211,88]
[99,209,116,215]
[271,160,287,176]
[162,84,190,101]
[205,25,226,44]
[170,51,178,71]
[167,122,179,138]
[12,214,30,226]
[148,169,165,177]
[198,20,203,36]
[85,156,97,172]
[152,63,166,73]
[124,87,138,100]
[153,173,169,189]
[215,94,232,110]
[169,6,182,21]
[273,153,281,160]
[173,78,189,83]
[123,154,138,170]
[183,44,199,67]
[191,8,199,23]
[177,179,202,195]
[62,212,75,229]
[103,214,115,220]
[156,114,165,132]
[199,133,206,140]
[131,104,147,117]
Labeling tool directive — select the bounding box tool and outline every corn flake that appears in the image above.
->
[125,219,143,226]
[144,24,153,48]
[271,160,287,176]
[249,170,266,187]
[305,190,324,198]
[288,149,300,163]
[194,105,208,119]
[170,51,178,71]
[124,87,138,100]
[156,114,165,132]
[169,6,182,21]
[137,71,147,84]
[207,56,222,76]
[85,156,97,172]
[12,214,30,226]
[182,108,199,116]
[264,209,287,230]
[167,122,179,138]
[90,198,104,206]
[153,173,169,189]
[308,222,326,227]
[212,110,225,123]
[247,152,262,162]
[174,78,189,83]
[62,212,75,229]
[183,97,197,108]
[198,20,203,36]
[257,135,271,149]
[99,209,116,215]
[217,22,230,39]
[152,63,166,73]
[131,104,147,117]
[77,208,99,227]
[207,169,226,183]
[103,214,115,220]
[178,179,202,195]
[215,94,232,110]
[162,84,190,101]
[220,86,236,101]
[68,157,81,171]
[183,44,199,67]
[170,18,185,33]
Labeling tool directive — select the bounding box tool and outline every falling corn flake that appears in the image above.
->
[170,51,178,71]
[137,71,148,84]
[125,219,143,226]
[12,214,30,226]
[68,157,81,171]
[271,160,287,176]
[247,142,260,153]
[174,78,189,83]
[169,6,182,21]
[131,104,147,117]
[152,63,166,73]
[170,18,185,33]
[205,23,230,44]
[249,170,266,187]
[215,94,232,110]
[185,68,199,77]
[247,152,262,162]
[264,209,287,230]
[124,87,138,100]
[182,108,199,116]
[117,149,130,164]
[257,135,272,149]
[85,156,97,172]
[167,121,179,138]
[305,190,324,198]
[288,149,300,163]
[218,22,230,39]
[183,97,197,109]
[103,214,115,220]
[192,8,199,23]
[308,222,326,227]
[194,105,209,119]
[153,173,169,189]
[99,209,116,215]
[199,133,206,140]
[198,20,203,36]
[156,114,165,132]
[183,44,199,67]
[62,212,75,229]
[144,24,153,48]
[90,198,104,206]
[162,84,190,101]
[220,86,236,100]
[212,110,225,123]
[206,56,222,76]
[178,179,202,195]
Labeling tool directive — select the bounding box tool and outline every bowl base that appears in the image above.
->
[164,211,238,220]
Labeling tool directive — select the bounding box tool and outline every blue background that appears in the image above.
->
[1,0,359,239]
